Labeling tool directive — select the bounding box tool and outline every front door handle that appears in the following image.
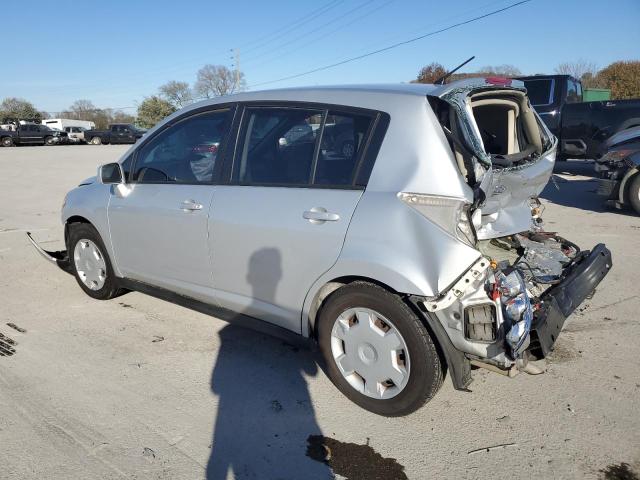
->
[181,199,203,211]
[303,207,340,224]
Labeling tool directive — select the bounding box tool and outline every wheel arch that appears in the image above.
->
[63,206,121,277]
[305,274,472,392]
[64,215,93,248]
[619,166,640,206]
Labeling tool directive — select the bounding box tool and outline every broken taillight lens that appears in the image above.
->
[397,192,476,246]
[485,77,512,86]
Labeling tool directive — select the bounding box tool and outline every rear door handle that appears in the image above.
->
[303,207,340,223]
[181,199,203,211]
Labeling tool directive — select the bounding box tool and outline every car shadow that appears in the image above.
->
[206,248,332,480]
[541,161,635,216]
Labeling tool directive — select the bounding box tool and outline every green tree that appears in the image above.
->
[136,96,176,129]
[0,97,42,123]
[596,61,640,99]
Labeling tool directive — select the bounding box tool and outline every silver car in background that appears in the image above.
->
[29,78,612,416]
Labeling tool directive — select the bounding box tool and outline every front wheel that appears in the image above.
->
[628,172,640,215]
[317,282,443,416]
[44,136,55,146]
[1,136,13,147]
[91,136,102,145]
[68,223,125,300]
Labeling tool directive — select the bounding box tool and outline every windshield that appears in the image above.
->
[522,79,554,106]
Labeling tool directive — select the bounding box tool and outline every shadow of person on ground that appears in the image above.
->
[206,248,332,480]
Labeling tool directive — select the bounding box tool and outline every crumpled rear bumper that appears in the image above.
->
[529,244,612,358]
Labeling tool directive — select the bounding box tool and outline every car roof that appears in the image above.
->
[180,83,438,111]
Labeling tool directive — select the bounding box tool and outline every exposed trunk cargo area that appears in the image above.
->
[425,79,612,373]
[430,79,557,240]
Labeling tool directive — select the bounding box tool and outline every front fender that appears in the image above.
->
[62,182,121,276]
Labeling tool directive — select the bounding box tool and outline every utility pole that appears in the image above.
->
[230,48,240,90]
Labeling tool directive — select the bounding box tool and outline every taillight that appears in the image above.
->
[485,77,512,86]
[397,192,476,246]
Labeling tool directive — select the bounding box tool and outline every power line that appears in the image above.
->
[243,0,395,70]
[31,2,344,100]
[241,0,343,56]
[237,0,343,51]
[241,0,377,65]
[249,0,532,88]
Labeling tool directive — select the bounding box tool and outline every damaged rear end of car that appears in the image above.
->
[417,78,612,381]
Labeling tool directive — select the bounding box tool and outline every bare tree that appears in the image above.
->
[194,65,245,98]
[554,59,598,79]
[159,80,193,108]
[61,100,135,129]
[478,64,522,76]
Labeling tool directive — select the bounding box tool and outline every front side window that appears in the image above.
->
[133,109,231,184]
[315,112,372,186]
[235,107,322,185]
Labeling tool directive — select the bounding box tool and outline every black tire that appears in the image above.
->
[317,282,443,416]
[68,223,125,300]
[91,136,102,145]
[628,172,640,215]
[44,136,55,146]
[1,136,13,147]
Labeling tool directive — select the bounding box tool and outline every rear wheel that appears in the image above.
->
[68,223,125,300]
[91,136,102,145]
[1,136,13,147]
[317,282,443,416]
[628,172,640,215]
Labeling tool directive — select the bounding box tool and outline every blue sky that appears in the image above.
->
[2,0,638,114]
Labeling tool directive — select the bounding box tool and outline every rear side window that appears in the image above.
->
[235,107,323,185]
[133,109,231,184]
[233,106,377,188]
[315,112,372,186]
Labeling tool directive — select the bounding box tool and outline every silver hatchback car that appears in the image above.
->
[30,78,612,416]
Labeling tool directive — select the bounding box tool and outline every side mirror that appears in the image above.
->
[100,162,124,184]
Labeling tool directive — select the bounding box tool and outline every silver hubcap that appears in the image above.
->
[330,308,410,399]
[73,239,107,290]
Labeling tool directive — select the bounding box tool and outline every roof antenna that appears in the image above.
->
[434,56,475,85]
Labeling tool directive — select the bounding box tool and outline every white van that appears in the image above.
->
[42,119,95,144]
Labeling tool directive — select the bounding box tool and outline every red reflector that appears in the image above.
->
[485,76,512,86]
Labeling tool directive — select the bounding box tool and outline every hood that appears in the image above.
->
[78,175,96,186]
[430,77,557,239]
